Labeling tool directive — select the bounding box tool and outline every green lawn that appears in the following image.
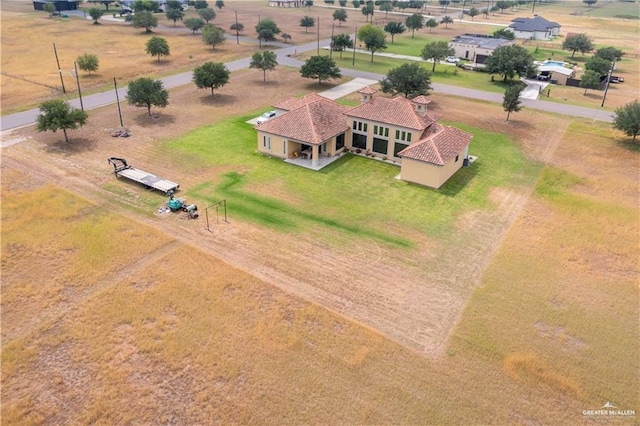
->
[159,115,539,247]
[381,33,453,56]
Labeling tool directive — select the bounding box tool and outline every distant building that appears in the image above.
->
[268,0,305,6]
[32,0,81,12]
[449,34,513,64]
[508,16,561,40]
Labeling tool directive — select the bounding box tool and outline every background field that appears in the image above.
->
[2,0,639,424]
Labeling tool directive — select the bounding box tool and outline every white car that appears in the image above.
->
[256,111,276,124]
[445,56,460,64]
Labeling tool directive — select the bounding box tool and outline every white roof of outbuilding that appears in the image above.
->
[538,65,574,76]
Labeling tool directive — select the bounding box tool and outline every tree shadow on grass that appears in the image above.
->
[44,137,96,155]
[198,93,238,106]
[614,136,640,153]
[131,112,176,128]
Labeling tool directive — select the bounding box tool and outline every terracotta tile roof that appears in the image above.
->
[273,93,328,111]
[358,86,378,94]
[398,124,473,166]
[411,95,431,105]
[345,96,439,130]
[256,97,349,145]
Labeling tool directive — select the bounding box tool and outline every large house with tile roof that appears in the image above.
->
[508,16,561,40]
[255,88,473,189]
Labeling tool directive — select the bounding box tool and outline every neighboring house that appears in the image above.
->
[255,88,473,189]
[268,0,305,6]
[536,64,575,85]
[449,34,514,64]
[508,16,561,40]
[32,0,81,11]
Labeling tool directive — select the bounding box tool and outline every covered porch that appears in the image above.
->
[284,152,345,171]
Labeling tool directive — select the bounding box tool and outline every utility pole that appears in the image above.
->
[352,26,357,66]
[532,0,536,14]
[114,77,124,127]
[601,59,616,108]
[329,22,335,59]
[235,10,239,45]
[73,62,83,110]
[53,43,66,94]
[317,16,320,55]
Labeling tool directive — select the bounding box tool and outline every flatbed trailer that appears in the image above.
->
[108,157,179,195]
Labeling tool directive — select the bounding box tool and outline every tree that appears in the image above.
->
[250,51,278,82]
[595,46,624,62]
[352,0,361,8]
[282,32,292,43]
[380,62,431,98]
[358,24,387,62]
[185,17,206,34]
[166,7,184,27]
[230,22,244,38]
[88,0,115,10]
[43,2,56,17]
[440,15,453,28]
[258,29,276,48]
[485,44,535,82]
[579,70,601,95]
[127,78,168,117]
[613,100,640,143]
[194,0,209,9]
[562,33,594,58]
[384,21,405,43]
[166,0,182,10]
[585,56,611,77]
[361,4,374,22]
[468,7,479,20]
[339,0,347,7]
[306,0,314,9]
[132,0,159,12]
[202,24,226,50]
[146,36,170,63]
[300,55,341,85]
[198,7,216,23]
[331,33,353,58]
[421,40,455,72]
[503,84,524,121]
[256,18,281,36]
[132,11,158,33]
[424,18,438,33]
[36,100,88,143]
[583,0,598,6]
[333,8,348,26]
[493,28,515,40]
[76,53,99,74]
[89,8,103,24]
[215,0,225,10]
[380,1,394,18]
[193,62,230,96]
[300,16,315,33]
[496,0,510,12]
[405,13,423,37]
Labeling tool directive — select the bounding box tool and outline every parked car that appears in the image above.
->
[256,111,276,124]
[445,56,460,64]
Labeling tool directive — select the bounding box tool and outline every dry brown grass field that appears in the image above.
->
[1,1,639,424]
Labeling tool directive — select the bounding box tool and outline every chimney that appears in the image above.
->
[411,95,431,117]
[357,86,378,104]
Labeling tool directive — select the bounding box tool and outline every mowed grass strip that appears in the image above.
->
[160,115,538,244]
[449,121,639,409]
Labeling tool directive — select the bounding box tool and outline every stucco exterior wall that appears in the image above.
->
[400,153,464,189]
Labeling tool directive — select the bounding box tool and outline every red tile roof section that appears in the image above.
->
[358,86,378,94]
[345,96,439,130]
[255,97,349,145]
[411,95,431,105]
[273,93,327,111]
[398,124,473,166]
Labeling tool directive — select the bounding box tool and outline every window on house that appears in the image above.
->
[373,138,388,155]
[394,142,408,158]
[283,141,286,154]
[336,133,345,150]
[352,133,367,149]
[395,130,412,143]
[374,125,389,138]
[353,120,368,133]
[455,154,459,162]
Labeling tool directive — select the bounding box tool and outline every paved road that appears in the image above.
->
[0,34,614,132]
